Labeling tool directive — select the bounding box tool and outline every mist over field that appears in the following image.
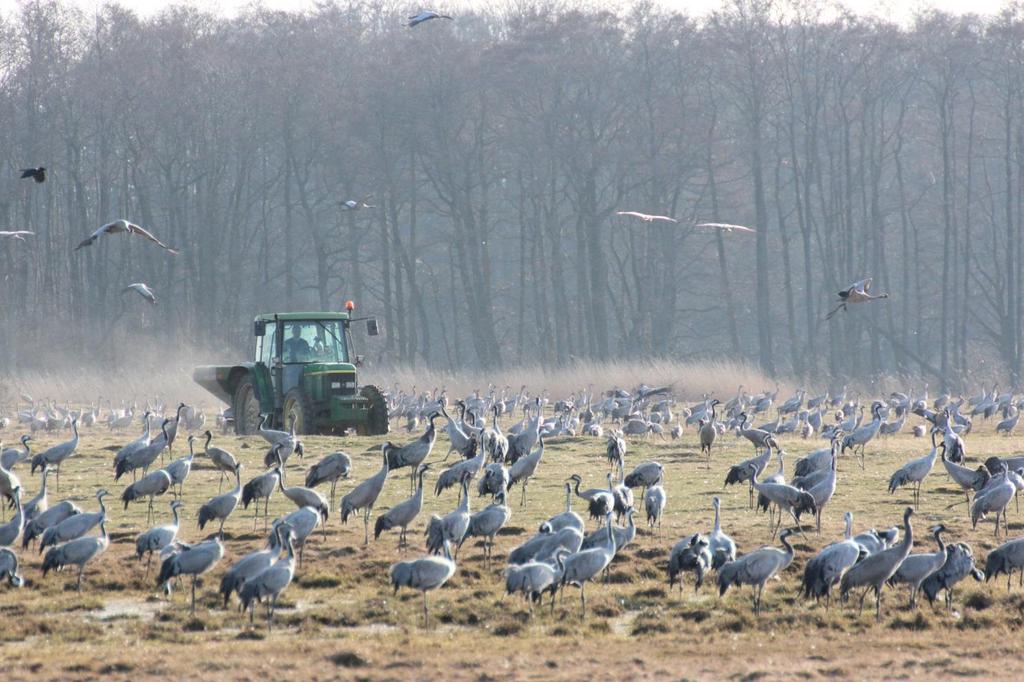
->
[1,0,1023,393]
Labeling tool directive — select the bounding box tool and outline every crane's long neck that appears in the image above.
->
[99,518,108,543]
[458,481,470,512]
[780,533,793,557]
[844,514,852,539]
[934,529,945,554]
[901,514,913,550]
[713,503,721,533]
[171,505,180,528]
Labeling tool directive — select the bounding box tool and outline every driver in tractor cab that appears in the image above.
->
[284,324,311,362]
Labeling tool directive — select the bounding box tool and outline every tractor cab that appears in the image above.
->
[193,304,388,436]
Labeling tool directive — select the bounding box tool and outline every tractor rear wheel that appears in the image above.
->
[360,384,389,436]
[233,377,261,435]
[283,388,316,436]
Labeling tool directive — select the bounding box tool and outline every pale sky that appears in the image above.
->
[0,0,1010,25]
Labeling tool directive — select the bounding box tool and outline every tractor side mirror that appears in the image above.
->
[254,320,266,337]
[366,319,380,336]
[354,354,365,367]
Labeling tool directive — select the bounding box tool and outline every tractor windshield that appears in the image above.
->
[282,320,349,364]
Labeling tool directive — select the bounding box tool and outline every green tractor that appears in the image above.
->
[193,309,389,436]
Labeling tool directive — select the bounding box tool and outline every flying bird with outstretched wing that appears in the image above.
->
[341,195,376,210]
[616,211,678,223]
[0,231,34,241]
[20,167,46,183]
[75,220,179,254]
[408,10,453,27]
[121,283,158,305]
[695,222,756,234]
[825,277,889,320]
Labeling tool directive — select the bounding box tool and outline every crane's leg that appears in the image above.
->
[521,481,527,507]
[252,503,258,530]
[263,499,269,533]
[145,552,153,578]
[363,508,370,546]
[790,511,809,541]
[329,480,337,510]
[580,583,587,618]
[874,586,882,622]
[422,591,429,628]
[76,565,84,592]
[190,576,197,614]
[218,471,225,493]
[219,518,226,540]
[267,598,274,631]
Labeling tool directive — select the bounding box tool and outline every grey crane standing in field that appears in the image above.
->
[0,547,24,587]
[390,537,457,627]
[801,512,865,609]
[39,488,109,552]
[202,430,238,493]
[921,542,984,609]
[22,467,50,523]
[0,458,19,520]
[750,469,816,540]
[805,445,838,533]
[220,519,283,607]
[736,413,773,450]
[824,277,889,320]
[340,447,390,545]
[725,438,777,509]
[121,468,172,524]
[135,500,184,576]
[668,533,712,591]
[156,535,225,613]
[239,523,297,630]
[567,473,614,526]
[262,417,302,468]
[465,489,511,563]
[375,464,431,548]
[305,451,352,508]
[279,506,321,567]
[42,505,110,591]
[540,483,584,534]
[477,462,510,498]
[112,415,152,474]
[717,528,796,615]
[560,511,617,617]
[115,420,170,482]
[164,436,196,498]
[971,464,1015,538]
[384,413,438,492]
[888,433,938,508]
[0,488,23,547]
[1,435,32,471]
[624,460,664,491]
[425,473,472,559]
[503,551,567,614]
[22,499,79,550]
[606,431,626,475]
[197,463,242,539]
[940,442,989,506]
[888,523,948,607]
[507,434,544,506]
[984,536,1024,589]
[242,462,282,532]
[610,469,634,523]
[274,448,329,532]
[840,506,915,622]
[699,400,720,467]
[435,435,486,494]
[30,418,78,491]
[842,403,883,468]
[644,482,666,532]
[707,496,737,569]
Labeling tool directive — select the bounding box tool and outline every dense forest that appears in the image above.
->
[1,0,1022,389]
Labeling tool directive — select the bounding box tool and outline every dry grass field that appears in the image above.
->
[3,414,1024,681]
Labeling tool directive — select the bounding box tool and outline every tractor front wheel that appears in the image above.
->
[283,388,316,436]
[233,377,261,435]
[360,384,389,436]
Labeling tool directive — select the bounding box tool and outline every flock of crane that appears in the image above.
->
[2,382,1024,629]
